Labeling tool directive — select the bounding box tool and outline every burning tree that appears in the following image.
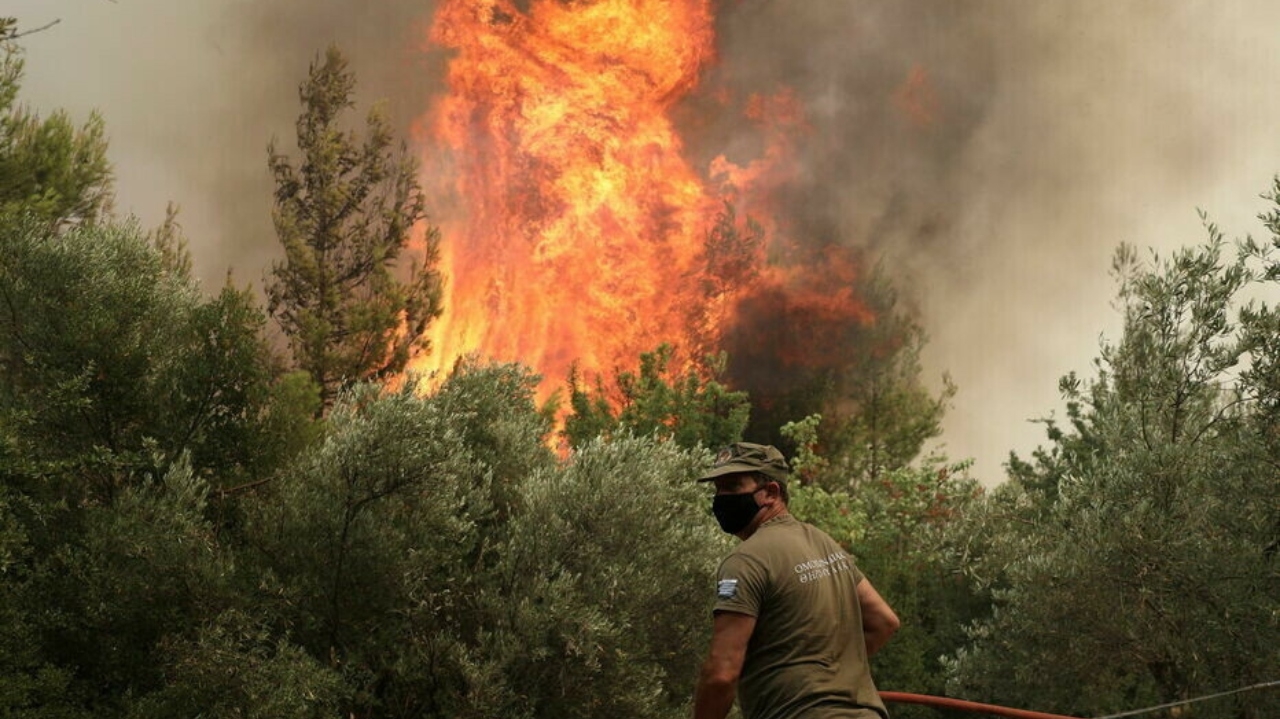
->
[267,46,442,410]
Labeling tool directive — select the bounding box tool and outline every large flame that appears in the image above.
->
[412,0,873,406]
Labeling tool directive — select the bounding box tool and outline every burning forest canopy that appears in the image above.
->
[9,0,1280,478]
[413,0,902,445]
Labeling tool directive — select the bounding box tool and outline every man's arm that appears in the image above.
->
[693,611,756,719]
[856,577,900,657]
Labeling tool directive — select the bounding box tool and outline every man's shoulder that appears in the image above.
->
[742,516,853,564]
[735,515,818,559]
[752,514,832,545]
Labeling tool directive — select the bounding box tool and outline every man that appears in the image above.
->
[693,442,900,719]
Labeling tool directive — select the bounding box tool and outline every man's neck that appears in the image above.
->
[737,505,790,540]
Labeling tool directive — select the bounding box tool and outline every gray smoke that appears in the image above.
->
[8,0,440,284]
[711,0,1280,481]
[9,0,1280,483]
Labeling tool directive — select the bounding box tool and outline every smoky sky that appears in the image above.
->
[9,0,1280,483]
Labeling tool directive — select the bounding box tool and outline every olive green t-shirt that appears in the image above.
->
[713,514,887,719]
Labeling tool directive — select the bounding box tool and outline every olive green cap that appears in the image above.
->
[697,442,791,483]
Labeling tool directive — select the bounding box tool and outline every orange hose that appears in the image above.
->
[880,691,1082,719]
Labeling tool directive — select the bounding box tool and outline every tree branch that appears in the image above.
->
[6,19,62,39]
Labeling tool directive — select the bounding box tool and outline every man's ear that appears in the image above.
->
[763,481,782,502]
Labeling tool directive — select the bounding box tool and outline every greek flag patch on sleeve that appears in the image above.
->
[717,579,739,600]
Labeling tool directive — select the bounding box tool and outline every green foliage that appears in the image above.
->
[845,461,986,714]
[0,41,112,227]
[0,207,323,715]
[426,359,555,527]
[460,435,729,719]
[788,482,867,550]
[0,212,729,717]
[0,454,265,717]
[248,370,325,478]
[949,219,1280,717]
[246,381,494,673]
[0,218,283,498]
[564,343,750,450]
[146,203,193,278]
[240,366,723,718]
[3,453,337,719]
[267,45,443,409]
[25,461,232,701]
[780,413,829,483]
[0,483,90,719]
[565,364,617,447]
[127,610,347,719]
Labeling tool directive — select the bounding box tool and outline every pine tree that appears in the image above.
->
[267,46,442,409]
[0,36,112,227]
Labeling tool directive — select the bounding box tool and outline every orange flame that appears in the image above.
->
[412,0,873,406]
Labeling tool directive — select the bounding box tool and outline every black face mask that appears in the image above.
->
[712,491,762,534]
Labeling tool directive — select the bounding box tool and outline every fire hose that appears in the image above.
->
[879,691,1080,719]
[881,679,1280,719]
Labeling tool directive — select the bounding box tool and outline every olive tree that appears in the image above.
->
[947,216,1280,718]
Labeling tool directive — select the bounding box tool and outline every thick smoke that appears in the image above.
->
[10,0,1280,481]
[705,0,1280,479]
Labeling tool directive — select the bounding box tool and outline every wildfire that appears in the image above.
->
[411,0,875,407]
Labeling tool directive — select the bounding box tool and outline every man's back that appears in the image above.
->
[713,514,887,719]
